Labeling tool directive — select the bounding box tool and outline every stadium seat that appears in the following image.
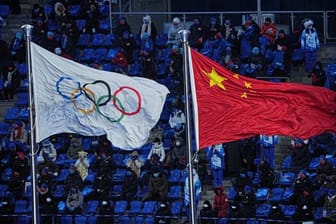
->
[15,92,28,108]
[157,63,169,78]
[0,184,8,197]
[128,61,142,76]
[4,106,20,121]
[102,63,114,72]
[105,48,120,61]
[91,48,108,62]
[0,4,10,18]
[129,200,142,214]
[140,201,158,214]
[269,187,284,202]
[0,121,10,136]
[168,185,182,199]
[118,216,129,223]
[279,172,295,185]
[282,205,297,217]
[67,5,81,18]
[256,203,271,217]
[74,216,88,224]
[170,200,183,216]
[78,48,95,62]
[255,187,270,201]
[144,217,155,224]
[14,199,28,213]
[111,184,122,199]
[91,33,105,47]
[44,4,54,17]
[99,19,110,33]
[1,167,13,182]
[168,169,182,183]
[155,33,168,49]
[227,186,237,200]
[14,216,32,224]
[281,187,294,202]
[47,19,58,32]
[114,200,128,214]
[60,216,73,224]
[18,63,27,77]
[53,184,65,198]
[77,34,91,47]
[313,207,324,220]
[82,185,94,197]
[103,33,117,47]
[112,153,125,167]
[75,19,87,32]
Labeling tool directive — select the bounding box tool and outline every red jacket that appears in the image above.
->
[261,23,277,43]
[213,186,229,217]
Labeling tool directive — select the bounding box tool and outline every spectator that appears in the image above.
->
[121,168,138,201]
[139,32,155,79]
[147,137,165,163]
[294,189,314,222]
[147,122,164,143]
[189,17,206,50]
[64,166,84,193]
[301,19,320,72]
[37,167,54,192]
[225,140,243,177]
[119,31,137,64]
[290,138,310,172]
[322,189,336,223]
[260,17,277,44]
[0,40,11,80]
[241,137,256,171]
[2,64,21,101]
[238,185,256,218]
[126,150,144,178]
[97,200,113,224]
[166,17,183,47]
[239,16,260,63]
[10,122,28,145]
[111,50,128,71]
[10,0,21,15]
[8,170,25,199]
[213,186,229,218]
[259,135,278,169]
[207,17,222,41]
[74,151,90,181]
[39,139,57,162]
[60,20,79,59]
[32,17,48,45]
[268,202,284,223]
[308,61,326,86]
[258,160,276,188]
[169,45,183,87]
[142,168,168,202]
[273,29,291,74]
[184,168,202,218]
[40,31,61,55]
[207,143,225,188]
[114,16,131,41]
[66,137,82,160]
[0,191,15,223]
[199,200,216,224]
[222,19,237,41]
[9,31,25,64]
[66,187,83,214]
[139,15,157,43]
[31,3,48,25]
[294,170,314,202]
[168,106,186,131]
[92,138,115,177]
[234,168,252,194]
[37,155,59,177]
[83,2,100,33]
[155,201,172,224]
[317,156,334,187]
[54,2,68,28]
[93,172,111,200]
[12,149,29,179]
[165,136,186,169]
[242,46,263,78]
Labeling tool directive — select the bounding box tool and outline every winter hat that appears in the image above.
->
[172,17,180,25]
[265,17,272,23]
[203,200,211,208]
[252,46,260,55]
[303,19,313,29]
[143,15,151,24]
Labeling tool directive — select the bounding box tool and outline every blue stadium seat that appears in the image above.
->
[144,217,155,224]
[313,207,324,220]
[255,187,270,201]
[168,169,182,183]
[128,61,142,76]
[102,63,114,72]
[114,200,128,214]
[282,205,297,217]
[112,153,125,167]
[60,216,73,224]
[85,200,100,215]
[4,106,20,121]
[269,187,284,202]
[57,168,70,183]
[14,216,32,224]
[0,184,8,197]
[67,5,81,18]
[168,185,182,199]
[155,33,168,49]
[0,121,10,136]
[140,201,157,214]
[75,19,87,31]
[53,184,65,198]
[170,200,183,216]
[256,203,271,217]
[118,216,129,223]
[103,33,117,47]
[279,172,295,185]
[77,34,91,47]
[91,48,108,62]
[57,201,66,213]
[78,48,95,62]
[18,63,27,77]
[227,186,237,200]
[129,200,142,214]
[0,5,10,18]
[47,19,58,32]
[82,185,94,197]
[281,187,294,202]
[105,48,120,61]
[157,63,169,78]
[111,184,122,199]
[99,19,110,33]
[74,216,88,224]
[43,4,53,17]
[14,199,28,214]
[15,92,28,108]
[1,167,12,182]
[91,33,106,47]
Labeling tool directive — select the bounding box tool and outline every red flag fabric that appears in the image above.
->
[188,47,336,149]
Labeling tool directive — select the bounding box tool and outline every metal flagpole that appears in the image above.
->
[21,24,40,224]
[179,30,197,224]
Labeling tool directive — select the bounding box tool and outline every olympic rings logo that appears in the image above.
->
[56,76,142,123]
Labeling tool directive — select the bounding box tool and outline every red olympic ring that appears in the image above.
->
[112,86,141,116]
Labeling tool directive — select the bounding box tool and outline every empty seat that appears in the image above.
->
[75,19,87,32]
[170,200,183,216]
[168,169,182,183]
[279,172,295,185]
[129,200,142,214]
[77,34,91,47]
[168,185,182,199]
[15,92,28,107]
[99,19,110,33]
[0,121,10,136]
[269,187,284,202]
[91,48,108,62]
[140,201,157,214]
[4,106,20,121]
[255,187,270,201]
[103,33,117,47]
[14,199,28,213]
[256,203,271,217]
[67,5,81,18]
[90,33,105,47]
[0,5,10,18]
[114,200,128,214]
[105,48,120,61]
[78,48,95,62]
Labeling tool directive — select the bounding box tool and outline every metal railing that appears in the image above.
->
[109,10,335,44]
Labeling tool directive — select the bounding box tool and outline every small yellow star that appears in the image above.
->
[233,74,239,79]
[241,92,248,98]
[245,82,252,89]
[203,67,227,90]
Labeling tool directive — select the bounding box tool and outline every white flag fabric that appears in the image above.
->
[31,42,169,149]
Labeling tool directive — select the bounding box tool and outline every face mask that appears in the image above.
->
[131,156,138,160]
[153,172,159,178]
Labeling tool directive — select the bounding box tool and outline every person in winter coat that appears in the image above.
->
[258,160,276,188]
[259,135,278,169]
[260,17,277,44]
[66,137,82,160]
[317,156,335,187]
[66,187,83,214]
[121,168,138,200]
[206,17,222,41]
[294,189,314,222]
[308,61,326,86]
[139,32,155,79]
[12,149,29,179]
[301,19,320,72]
[184,168,202,218]
[322,189,336,223]
[2,64,21,101]
[142,169,168,202]
[94,172,111,200]
[39,139,57,162]
[114,16,131,41]
[139,15,157,43]
[199,200,216,224]
[147,137,165,163]
[239,16,260,63]
[119,31,137,64]
[207,143,225,188]
[238,185,256,218]
[189,17,206,50]
[225,140,243,177]
[74,151,90,181]
[273,29,291,74]
[166,17,183,47]
[213,186,229,218]
[10,121,27,144]
[126,150,144,178]
[9,31,26,63]
[290,138,310,172]
[294,170,314,202]
[64,166,84,193]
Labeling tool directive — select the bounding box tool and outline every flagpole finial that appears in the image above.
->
[21,24,34,38]
[179,29,190,43]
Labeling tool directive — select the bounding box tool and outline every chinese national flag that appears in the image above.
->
[188,47,336,149]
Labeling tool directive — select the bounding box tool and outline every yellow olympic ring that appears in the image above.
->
[70,87,96,114]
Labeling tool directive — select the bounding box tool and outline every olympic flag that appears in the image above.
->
[31,42,169,149]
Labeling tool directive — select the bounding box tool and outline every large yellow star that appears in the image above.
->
[202,67,227,90]
[245,81,252,89]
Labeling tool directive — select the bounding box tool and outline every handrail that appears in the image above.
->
[108,9,333,43]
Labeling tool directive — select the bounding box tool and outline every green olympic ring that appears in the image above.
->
[96,95,125,123]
